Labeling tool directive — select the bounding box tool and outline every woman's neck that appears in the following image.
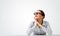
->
[38,19,43,25]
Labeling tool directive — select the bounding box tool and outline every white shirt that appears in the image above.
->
[27,21,52,36]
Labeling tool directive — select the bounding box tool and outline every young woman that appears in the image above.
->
[27,10,52,36]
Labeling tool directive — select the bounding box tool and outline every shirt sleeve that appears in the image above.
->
[26,21,36,36]
[40,21,52,36]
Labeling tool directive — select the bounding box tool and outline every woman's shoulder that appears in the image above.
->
[43,21,49,23]
[30,21,35,24]
[43,20,49,26]
[29,21,35,28]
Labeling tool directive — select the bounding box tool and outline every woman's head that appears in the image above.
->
[34,10,45,20]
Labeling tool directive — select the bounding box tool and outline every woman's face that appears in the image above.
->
[34,10,44,20]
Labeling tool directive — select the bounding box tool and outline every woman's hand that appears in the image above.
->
[34,20,42,28]
[37,22,42,28]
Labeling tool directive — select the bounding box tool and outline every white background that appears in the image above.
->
[0,0,60,35]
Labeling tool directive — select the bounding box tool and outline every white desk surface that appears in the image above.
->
[0,35,60,36]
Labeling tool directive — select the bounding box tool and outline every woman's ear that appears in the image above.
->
[42,16,44,19]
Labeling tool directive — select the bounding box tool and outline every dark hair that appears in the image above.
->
[37,10,45,18]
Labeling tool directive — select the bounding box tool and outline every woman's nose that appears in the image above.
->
[35,15,38,17]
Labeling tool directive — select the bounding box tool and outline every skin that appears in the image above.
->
[34,10,44,28]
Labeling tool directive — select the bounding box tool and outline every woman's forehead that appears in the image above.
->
[35,10,41,13]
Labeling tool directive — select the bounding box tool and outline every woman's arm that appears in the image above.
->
[40,21,52,36]
[26,22,36,36]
